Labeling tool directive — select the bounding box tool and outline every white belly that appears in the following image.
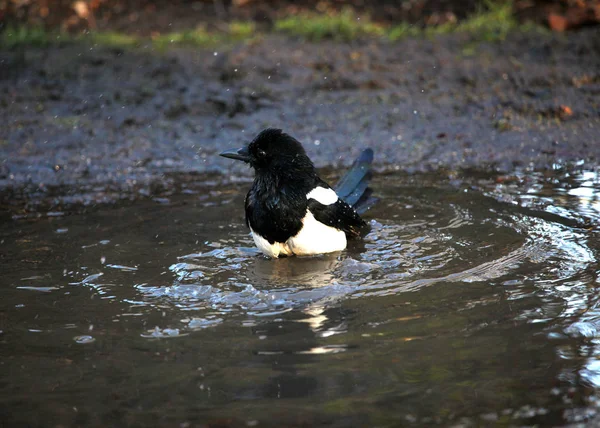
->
[250,210,347,258]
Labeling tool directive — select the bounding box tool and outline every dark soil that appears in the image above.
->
[1,29,600,212]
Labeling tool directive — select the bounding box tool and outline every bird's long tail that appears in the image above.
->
[335,148,377,215]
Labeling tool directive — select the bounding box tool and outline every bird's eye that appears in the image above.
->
[257,149,266,158]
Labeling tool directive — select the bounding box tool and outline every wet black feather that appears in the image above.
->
[335,148,373,201]
[307,197,366,237]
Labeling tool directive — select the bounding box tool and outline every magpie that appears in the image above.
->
[220,128,374,258]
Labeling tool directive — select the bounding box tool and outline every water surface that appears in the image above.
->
[1,169,599,427]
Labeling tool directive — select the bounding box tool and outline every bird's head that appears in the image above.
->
[220,128,314,174]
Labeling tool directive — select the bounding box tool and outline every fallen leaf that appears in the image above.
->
[559,105,573,117]
[396,315,423,322]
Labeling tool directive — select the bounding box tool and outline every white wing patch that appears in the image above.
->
[306,186,338,205]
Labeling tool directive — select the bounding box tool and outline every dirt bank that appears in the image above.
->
[1,29,599,211]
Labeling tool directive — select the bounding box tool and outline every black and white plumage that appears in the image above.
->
[220,128,374,258]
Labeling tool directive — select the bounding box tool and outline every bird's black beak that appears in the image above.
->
[219,146,251,163]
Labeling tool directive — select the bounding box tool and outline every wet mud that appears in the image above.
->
[1,29,599,210]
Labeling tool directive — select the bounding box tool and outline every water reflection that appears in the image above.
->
[567,170,600,220]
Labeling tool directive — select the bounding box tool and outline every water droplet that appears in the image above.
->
[74,335,95,344]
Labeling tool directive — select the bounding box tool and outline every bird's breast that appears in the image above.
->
[245,186,306,245]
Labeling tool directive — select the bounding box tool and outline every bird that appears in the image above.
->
[219,128,374,258]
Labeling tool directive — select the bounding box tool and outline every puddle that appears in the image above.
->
[1,169,599,426]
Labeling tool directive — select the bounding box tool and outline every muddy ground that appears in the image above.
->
[1,29,599,212]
